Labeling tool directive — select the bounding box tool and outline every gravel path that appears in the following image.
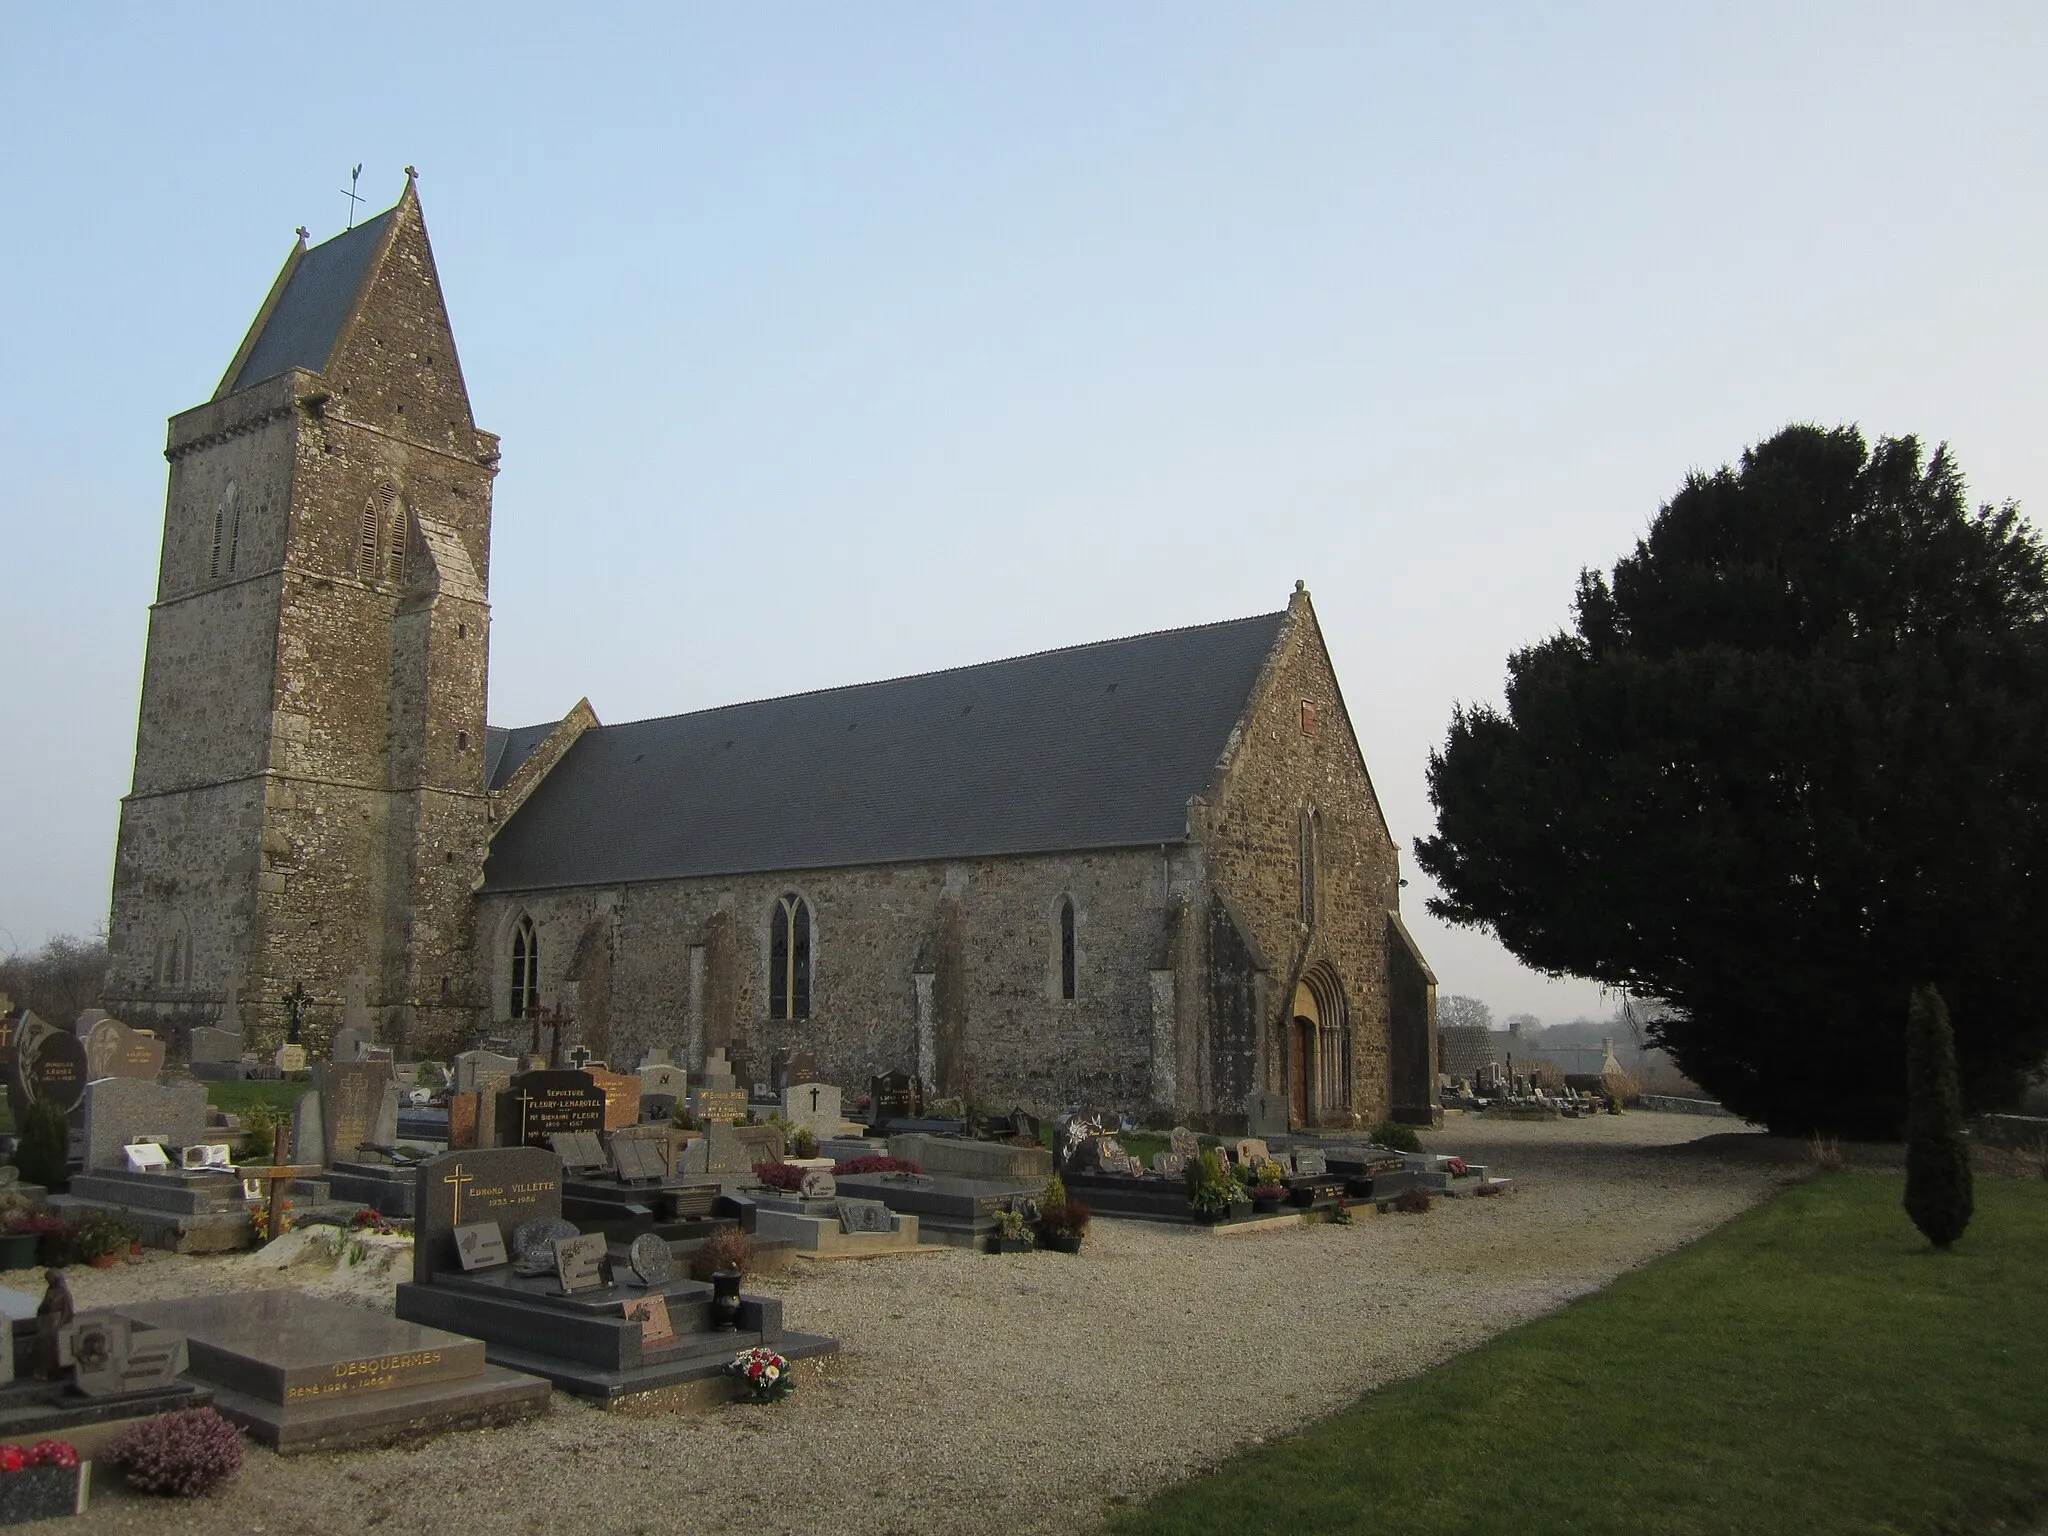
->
[39,1112,1794,1536]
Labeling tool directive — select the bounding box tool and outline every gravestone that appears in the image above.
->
[6,1014,88,1125]
[365,1081,401,1150]
[1244,1089,1289,1138]
[1150,1151,1187,1177]
[318,1061,397,1165]
[1235,1138,1271,1169]
[638,1093,677,1124]
[552,1233,608,1295]
[836,1198,892,1234]
[1293,1147,1328,1177]
[447,1092,483,1149]
[725,1047,758,1098]
[411,1146,566,1285]
[73,1008,113,1038]
[702,1120,784,1175]
[454,1050,519,1094]
[799,1168,837,1199]
[187,1025,244,1065]
[585,1068,641,1131]
[699,1048,735,1090]
[83,1017,165,1082]
[329,1027,371,1064]
[782,1082,842,1143]
[691,1087,747,1125]
[290,1091,325,1165]
[636,1047,675,1071]
[637,1063,687,1098]
[1168,1126,1201,1163]
[497,1070,606,1148]
[608,1137,667,1184]
[869,1070,921,1124]
[80,1078,207,1170]
[274,1041,308,1075]
[627,1232,674,1287]
[770,1049,817,1096]
[549,1131,607,1172]
[1053,1112,1103,1170]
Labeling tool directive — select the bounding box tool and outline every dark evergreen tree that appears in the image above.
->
[12,1099,71,1191]
[1417,426,2048,1135]
[1903,985,1972,1249]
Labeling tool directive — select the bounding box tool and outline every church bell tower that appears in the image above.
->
[104,173,499,1058]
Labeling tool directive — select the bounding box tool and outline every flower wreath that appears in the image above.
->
[725,1346,796,1404]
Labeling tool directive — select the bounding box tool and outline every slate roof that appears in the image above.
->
[483,610,1288,892]
[227,211,392,393]
[485,722,557,791]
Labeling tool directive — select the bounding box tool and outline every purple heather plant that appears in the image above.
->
[106,1408,245,1496]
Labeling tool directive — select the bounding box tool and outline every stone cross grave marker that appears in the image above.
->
[497,1069,606,1149]
[83,1018,165,1082]
[691,1087,748,1125]
[699,1048,735,1090]
[412,1146,565,1285]
[81,1077,207,1170]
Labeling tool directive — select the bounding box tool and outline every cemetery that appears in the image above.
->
[0,1003,2037,1533]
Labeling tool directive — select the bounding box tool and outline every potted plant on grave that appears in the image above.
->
[789,1125,820,1160]
[1251,1180,1287,1215]
[750,1159,807,1193]
[1032,1174,1090,1254]
[987,1206,1034,1255]
[0,1205,60,1271]
[1183,1148,1246,1224]
[62,1210,138,1269]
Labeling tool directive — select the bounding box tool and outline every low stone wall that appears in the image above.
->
[1637,1094,1738,1119]
[1969,1114,2048,1150]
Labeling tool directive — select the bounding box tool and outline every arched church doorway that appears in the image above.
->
[1292,966,1351,1127]
[1291,979,1320,1125]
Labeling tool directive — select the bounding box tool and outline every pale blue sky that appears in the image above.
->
[3,5,2042,1021]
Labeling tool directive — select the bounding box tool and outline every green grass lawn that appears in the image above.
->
[1111,1174,2048,1536]
[198,1078,307,1121]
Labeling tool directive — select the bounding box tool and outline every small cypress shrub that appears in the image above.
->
[12,1100,71,1190]
[1903,985,1973,1250]
[241,1097,282,1161]
[1369,1119,1422,1154]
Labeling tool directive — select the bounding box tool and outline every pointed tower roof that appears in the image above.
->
[215,179,411,398]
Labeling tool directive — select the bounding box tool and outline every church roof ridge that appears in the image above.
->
[517,606,1291,739]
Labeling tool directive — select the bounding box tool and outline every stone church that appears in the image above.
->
[103,178,1438,1132]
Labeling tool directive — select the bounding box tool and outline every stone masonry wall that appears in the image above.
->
[475,844,1195,1116]
[1194,588,1409,1129]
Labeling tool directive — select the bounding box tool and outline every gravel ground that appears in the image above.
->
[31,1112,1798,1536]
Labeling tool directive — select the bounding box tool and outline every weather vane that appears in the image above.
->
[341,163,364,230]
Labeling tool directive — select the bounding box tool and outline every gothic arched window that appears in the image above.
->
[769,894,812,1021]
[1058,896,1077,1001]
[356,497,382,580]
[1299,807,1319,926]
[510,914,539,1017]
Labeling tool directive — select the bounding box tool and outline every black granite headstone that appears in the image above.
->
[498,1070,606,1148]
[412,1146,564,1285]
[6,1014,88,1125]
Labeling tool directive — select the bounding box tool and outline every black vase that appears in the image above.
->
[709,1269,742,1331]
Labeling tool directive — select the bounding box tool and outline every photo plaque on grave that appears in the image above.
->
[627,1232,674,1287]
[836,1197,893,1234]
[623,1295,675,1347]
[454,1222,511,1272]
[552,1232,608,1295]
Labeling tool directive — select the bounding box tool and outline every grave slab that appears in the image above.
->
[113,1290,548,1453]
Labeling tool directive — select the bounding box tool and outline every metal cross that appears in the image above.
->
[442,1161,474,1224]
[341,164,364,230]
[281,980,313,1043]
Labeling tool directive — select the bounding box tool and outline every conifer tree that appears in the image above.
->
[1903,985,1973,1250]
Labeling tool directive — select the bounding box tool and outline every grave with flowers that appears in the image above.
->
[396,1145,837,1408]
